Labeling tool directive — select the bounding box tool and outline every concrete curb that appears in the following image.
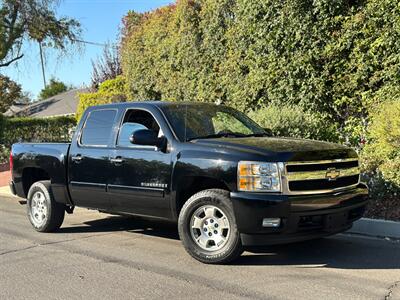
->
[348,218,400,240]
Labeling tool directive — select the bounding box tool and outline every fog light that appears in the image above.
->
[262,218,281,228]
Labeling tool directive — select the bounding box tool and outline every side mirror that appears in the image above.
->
[130,129,166,149]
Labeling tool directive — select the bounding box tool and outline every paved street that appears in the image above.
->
[1,195,399,300]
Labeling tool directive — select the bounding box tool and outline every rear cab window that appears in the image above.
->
[80,109,117,147]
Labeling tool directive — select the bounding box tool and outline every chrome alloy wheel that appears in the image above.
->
[190,205,230,251]
[30,191,48,226]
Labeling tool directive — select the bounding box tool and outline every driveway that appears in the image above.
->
[1,195,399,299]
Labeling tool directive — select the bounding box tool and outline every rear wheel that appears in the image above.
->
[178,189,243,264]
[27,181,65,232]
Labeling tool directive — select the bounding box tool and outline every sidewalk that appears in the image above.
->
[0,185,17,198]
[0,171,11,187]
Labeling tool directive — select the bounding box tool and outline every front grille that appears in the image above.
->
[289,175,359,191]
[284,159,360,195]
[286,160,358,172]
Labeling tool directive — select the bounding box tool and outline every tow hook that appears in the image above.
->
[65,206,75,214]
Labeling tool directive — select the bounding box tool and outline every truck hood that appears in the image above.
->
[191,137,357,162]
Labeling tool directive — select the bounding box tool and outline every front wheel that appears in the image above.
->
[27,181,65,232]
[178,189,243,264]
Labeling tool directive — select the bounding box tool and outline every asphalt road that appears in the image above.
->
[1,195,399,300]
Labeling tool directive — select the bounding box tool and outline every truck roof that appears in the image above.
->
[87,101,219,111]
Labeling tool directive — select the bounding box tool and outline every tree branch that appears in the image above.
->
[0,54,24,67]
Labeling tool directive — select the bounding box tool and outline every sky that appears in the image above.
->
[3,0,174,100]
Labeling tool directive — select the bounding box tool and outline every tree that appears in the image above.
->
[0,74,22,113]
[38,78,69,100]
[91,43,122,90]
[0,0,81,68]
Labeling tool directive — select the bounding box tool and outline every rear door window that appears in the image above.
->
[80,109,117,146]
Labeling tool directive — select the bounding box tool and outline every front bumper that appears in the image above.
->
[230,183,368,246]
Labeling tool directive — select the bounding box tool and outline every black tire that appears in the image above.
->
[27,181,65,232]
[178,189,243,264]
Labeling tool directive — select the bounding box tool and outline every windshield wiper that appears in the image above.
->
[187,132,246,141]
[243,132,272,138]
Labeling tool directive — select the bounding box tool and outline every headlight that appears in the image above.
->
[238,161,281,192]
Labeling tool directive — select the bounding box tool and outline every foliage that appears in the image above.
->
[121,0,400,146]
[0,143,9,165]
[38,78,69,100]
[0,115,76,149]
[248,104,339,142]
[213,111,252,135]
[0,74,22,113]
[361,101,400,192]
[0,115,8,164]
[76,75,128,121]
[91,43,122,90]
[0,113,4,140]
[0,0,81,67]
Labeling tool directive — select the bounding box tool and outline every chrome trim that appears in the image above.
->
[69,181,107,188]
[286,166,360,181]
[285,183,360,195]
[283,159,360,195]
[285,158,358,165]
[116,144,158,151]
[107,184,165,192]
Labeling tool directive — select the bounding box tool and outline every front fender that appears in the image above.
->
[171,150,238,193]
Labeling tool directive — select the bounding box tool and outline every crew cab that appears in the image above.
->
[9,102,368,263]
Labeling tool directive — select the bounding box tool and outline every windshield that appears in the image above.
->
[161,103,266,141]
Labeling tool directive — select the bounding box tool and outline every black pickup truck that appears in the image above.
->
[10,101,368,263]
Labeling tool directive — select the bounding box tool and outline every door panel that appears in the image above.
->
[107,148,172,218]
[68,108,117,209]
[69,148,111,209]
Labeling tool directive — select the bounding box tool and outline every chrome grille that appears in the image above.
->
[283,158,360,195]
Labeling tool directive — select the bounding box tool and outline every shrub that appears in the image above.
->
[0,115,76,164]
[361,101,400,190]
[248,104,339,142]
[0,144,9,165]
[0,114,4,137]
[76,75,128,120]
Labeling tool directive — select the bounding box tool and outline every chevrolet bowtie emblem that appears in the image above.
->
[326,168,340,181]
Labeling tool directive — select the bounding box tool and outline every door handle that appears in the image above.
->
[110,157,124,165]
[71,155,83,163]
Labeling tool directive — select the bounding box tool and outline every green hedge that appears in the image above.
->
[248,104,339,142]
[121,0,400,146]
[361,101,400,193]
[0,115,77,163]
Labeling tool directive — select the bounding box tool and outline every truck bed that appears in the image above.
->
[11,143,71,203]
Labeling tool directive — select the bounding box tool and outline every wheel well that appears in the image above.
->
[176,176,230,215]
[22,168,50,197]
